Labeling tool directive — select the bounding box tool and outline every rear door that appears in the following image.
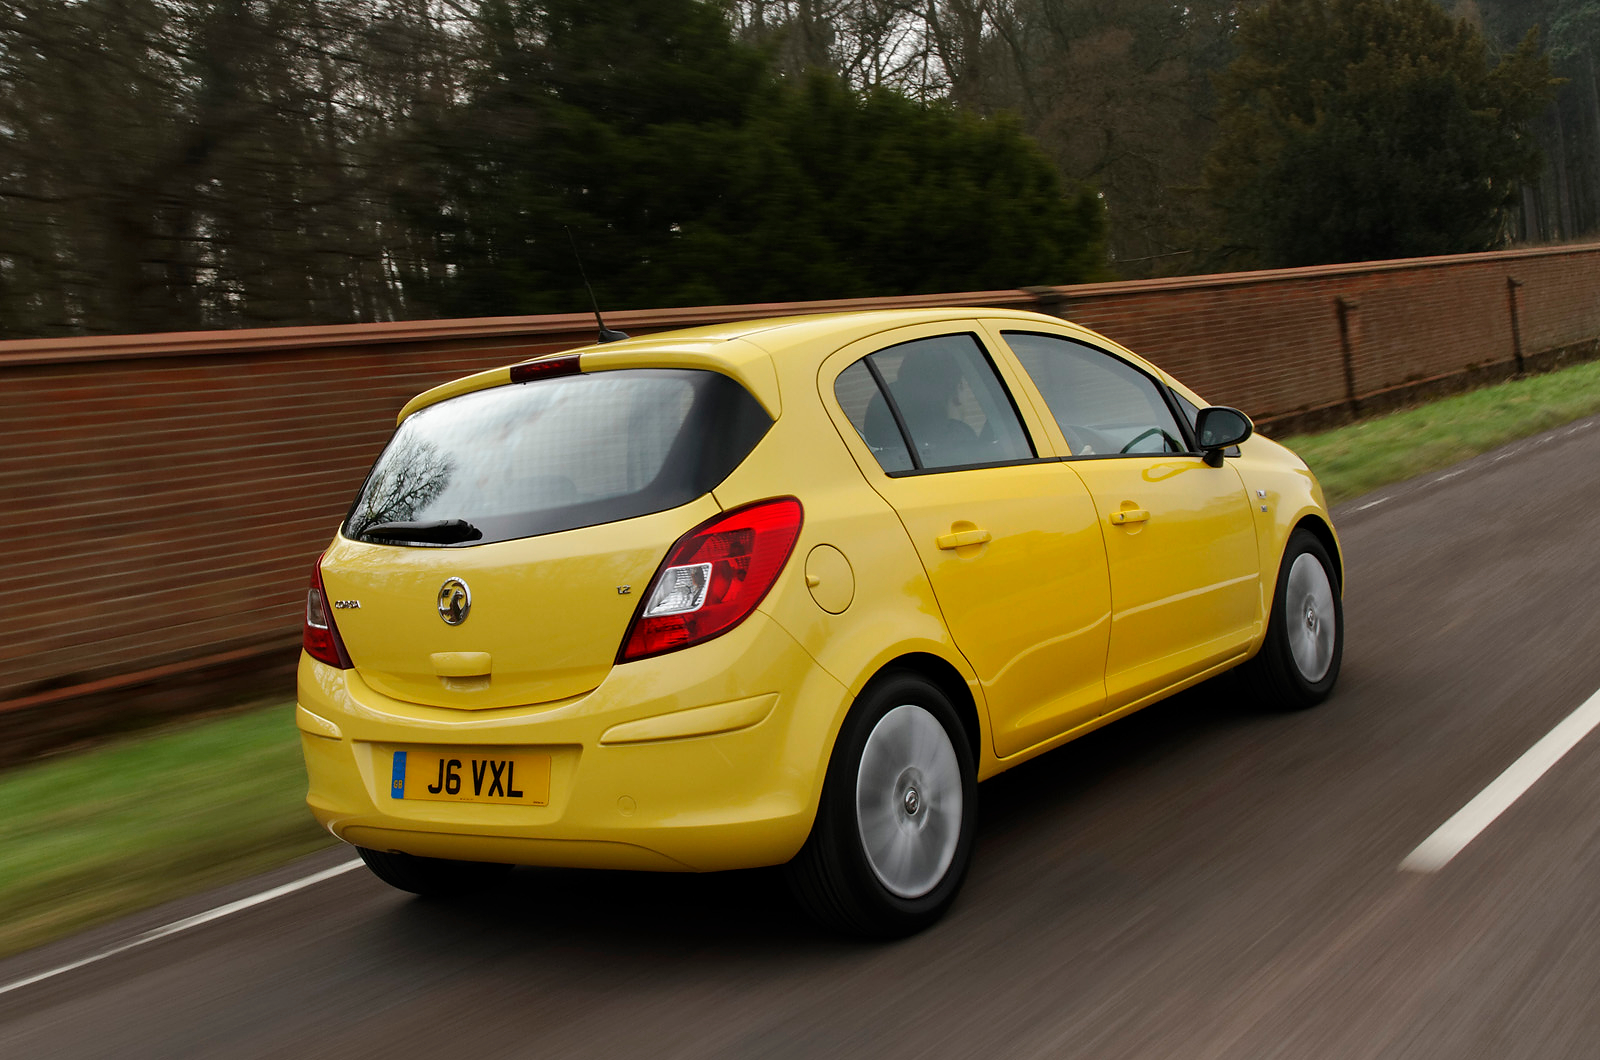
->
[986,326,1261,709]
[823,323,1112,758]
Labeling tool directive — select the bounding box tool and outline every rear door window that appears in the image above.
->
[834,360,914,472]
[346,368,771,546]
[835,333,1034,472]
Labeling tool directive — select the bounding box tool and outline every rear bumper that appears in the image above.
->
[297,612,848,872]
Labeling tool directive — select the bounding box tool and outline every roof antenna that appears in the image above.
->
[566,226,629,344]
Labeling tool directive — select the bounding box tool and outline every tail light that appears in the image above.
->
[619,497,804,663]
[303,555,353,669]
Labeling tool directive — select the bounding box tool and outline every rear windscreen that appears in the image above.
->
[345,368,772,546]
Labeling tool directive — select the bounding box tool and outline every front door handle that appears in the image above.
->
[1109,508,1150,526]
[936,528,992,550]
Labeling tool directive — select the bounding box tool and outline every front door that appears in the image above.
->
[993,328,1261,709]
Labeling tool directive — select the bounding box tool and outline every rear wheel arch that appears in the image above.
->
[788,664,980,936]
[859,652,983,765]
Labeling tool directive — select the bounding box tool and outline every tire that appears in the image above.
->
[1241,528,1343,710]
[785,672,978,939]
[356,847,512,897]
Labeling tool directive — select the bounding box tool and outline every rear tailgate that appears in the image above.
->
[320,365,772,709]
[321,498,720,709]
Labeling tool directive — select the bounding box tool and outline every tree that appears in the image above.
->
[645,73,1108,304]
[1204,0,1556,267]
[960,0,1246,274]
[728,0,935,95]
[1473,0,1600,241]
[397,0,777,318]
[0,0,456,337]
[0,0,1107,336]
[732,0,1250,275]
[403,2,1106,316]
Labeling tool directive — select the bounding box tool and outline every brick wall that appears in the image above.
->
[1058,244,1600,420]
[2,246,1598,730]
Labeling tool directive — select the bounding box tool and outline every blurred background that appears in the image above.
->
[6,0,1600,770]
[0,0,1592,341]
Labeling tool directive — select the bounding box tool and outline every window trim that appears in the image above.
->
[1166,388,1205,452]
[886,456,1049,478]
[861,354,923,472]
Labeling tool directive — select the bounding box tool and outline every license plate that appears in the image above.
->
[390,750,550,806]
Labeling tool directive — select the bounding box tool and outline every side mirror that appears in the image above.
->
[1194,406,1253,467]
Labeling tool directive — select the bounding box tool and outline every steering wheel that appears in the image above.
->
[1119,427,1174,454]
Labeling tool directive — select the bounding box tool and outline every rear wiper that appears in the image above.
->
[359,519,483,544]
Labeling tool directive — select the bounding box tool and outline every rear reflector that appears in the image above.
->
[303,555,353,669]
[509,355,581,383]
[619,497,803,663]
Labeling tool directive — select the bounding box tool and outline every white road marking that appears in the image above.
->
[0,859,362,998]
[1349,417,1600,516]
[1401,687,1600,872]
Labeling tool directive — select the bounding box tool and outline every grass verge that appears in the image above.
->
[7,355,1600,962]
[1280,358,1600,505]
[0,704,333,960]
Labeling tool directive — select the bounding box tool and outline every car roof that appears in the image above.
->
[588,307,1064,356]
[397,307,1145,424]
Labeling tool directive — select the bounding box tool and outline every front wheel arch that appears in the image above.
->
[1242,526,1344,710]
[1289,514,1343,593]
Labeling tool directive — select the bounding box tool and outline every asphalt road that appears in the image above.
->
[7,416,1600,1059]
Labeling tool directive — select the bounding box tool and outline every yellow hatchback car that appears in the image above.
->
[298,308,1342,936]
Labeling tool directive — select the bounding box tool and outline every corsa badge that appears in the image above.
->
[437,577,471,626]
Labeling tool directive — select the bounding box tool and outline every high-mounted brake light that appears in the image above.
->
[303,555,353,669]
[619,497,804,663]
[509,355,581,383]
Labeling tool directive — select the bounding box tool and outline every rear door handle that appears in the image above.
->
[1109,509,1150,526]
[936,528,992,550]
